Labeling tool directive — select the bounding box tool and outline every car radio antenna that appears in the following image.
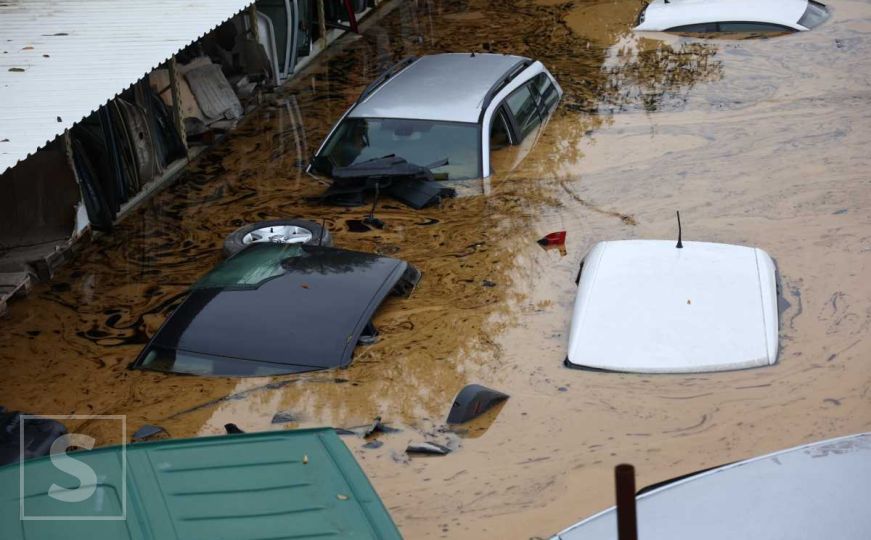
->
[676,211,683,249]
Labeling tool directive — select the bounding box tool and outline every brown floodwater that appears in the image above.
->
[2,0,871,537]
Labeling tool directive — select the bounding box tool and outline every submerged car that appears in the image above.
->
[553,433,871,540]
[133,242,420,376]
[566,239,780,373]
[635,0,830,34]
[308,53,562,206]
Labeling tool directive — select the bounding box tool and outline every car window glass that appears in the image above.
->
[194,243,302,290]
[318,118,480,180]
[666,23,718,33]
[505,83,542,140]
[534,74,559,113]
[490,109,511,150]
[718,21,794,33]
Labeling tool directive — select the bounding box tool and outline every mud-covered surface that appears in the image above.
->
[2,0,871,537]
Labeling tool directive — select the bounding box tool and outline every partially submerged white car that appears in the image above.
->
[309,53,563,181]
[554,433,871,540]
[635,0,830,33]
[566,240,780,373]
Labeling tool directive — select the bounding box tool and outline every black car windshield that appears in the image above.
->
[316,117,480,180]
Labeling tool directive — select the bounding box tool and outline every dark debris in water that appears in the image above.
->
[406,441,451,456]
[271,410,297,424]
[132,424,168,442]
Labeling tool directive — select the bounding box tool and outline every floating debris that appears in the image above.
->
[338,416,401,438]
[224,423,244,434]
[537,230,567,247]
[131,424,167,442]
[406,441,451,456]
[271,410,297,424]
[446,384,509,424]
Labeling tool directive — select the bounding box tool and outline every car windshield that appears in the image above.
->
[798,0,829,29]
[317,117,480,180]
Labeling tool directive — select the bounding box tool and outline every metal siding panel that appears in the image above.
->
[0,0,255,174]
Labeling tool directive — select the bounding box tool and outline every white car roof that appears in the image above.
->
[349,53,529,124]
[635,0,810,31]
[555,433,871,540]
[567,240,779,373]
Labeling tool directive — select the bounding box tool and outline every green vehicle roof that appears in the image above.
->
[1,428,401,539]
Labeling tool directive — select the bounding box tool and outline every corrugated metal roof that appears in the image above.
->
[0,0,254,174]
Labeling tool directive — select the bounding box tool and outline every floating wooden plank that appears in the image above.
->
[0,272,32,316]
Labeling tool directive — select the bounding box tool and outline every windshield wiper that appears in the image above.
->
[332,154,447,181]
[320,155,455,211]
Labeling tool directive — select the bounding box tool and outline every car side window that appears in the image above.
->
[717,21,795,33]
[534,73,559,114]
[505,82,542,141]
[666,23,718,33]
[490,108,512,150]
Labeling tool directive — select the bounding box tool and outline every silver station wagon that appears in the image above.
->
[309,53,563,184]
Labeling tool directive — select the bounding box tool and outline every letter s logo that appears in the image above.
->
[47,434,97,503]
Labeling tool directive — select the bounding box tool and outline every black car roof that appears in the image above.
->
[132,243,419,376]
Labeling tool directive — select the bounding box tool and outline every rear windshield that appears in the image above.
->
[798,0,829,29]
[194,243,302,290]
[316,117,480,180]
[138,346,295,377]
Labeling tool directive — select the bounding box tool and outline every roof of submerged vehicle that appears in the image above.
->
[554,433,871,540]
[133,243,418,376]
[0,428,402,539]
[635,0,811,31]
[567,240,779,373]
[350,53,531,123]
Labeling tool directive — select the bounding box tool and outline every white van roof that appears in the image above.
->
[566,240,779,373]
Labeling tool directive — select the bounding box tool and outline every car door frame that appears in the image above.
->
[479,62,563,177]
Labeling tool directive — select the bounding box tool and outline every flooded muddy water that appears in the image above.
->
[2,0,871,537]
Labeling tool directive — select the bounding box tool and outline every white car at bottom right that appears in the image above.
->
[635,0,830,34]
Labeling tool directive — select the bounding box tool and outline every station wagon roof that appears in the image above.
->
[349,53,530,124]
[636,0,810,31]
[567,240,779,373]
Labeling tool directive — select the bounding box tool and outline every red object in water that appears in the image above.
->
[342,0,359,33]
[538,231,567,246]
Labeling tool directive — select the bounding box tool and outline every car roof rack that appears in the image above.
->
[479,59,532,120]
[356,56,419,105]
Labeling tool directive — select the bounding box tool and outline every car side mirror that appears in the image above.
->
[310,155,334,176]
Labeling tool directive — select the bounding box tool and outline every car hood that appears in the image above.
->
[133,243,420,376]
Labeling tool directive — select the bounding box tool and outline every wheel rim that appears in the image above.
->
[241,225,314,245]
